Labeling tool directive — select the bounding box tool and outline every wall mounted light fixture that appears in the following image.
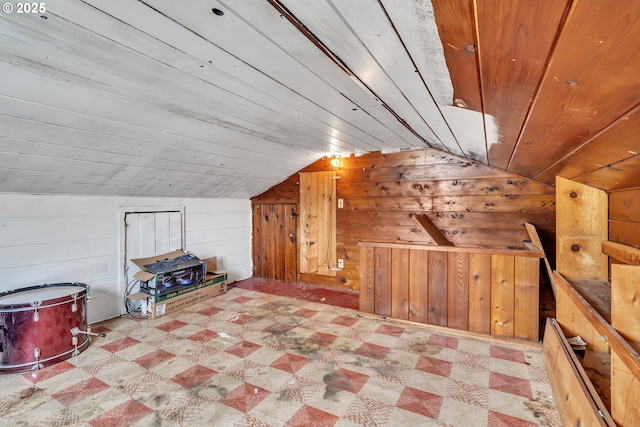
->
[330,158,341,168]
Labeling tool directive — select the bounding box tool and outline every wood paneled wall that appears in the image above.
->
[251,149,556,291]
[609,189,640,251]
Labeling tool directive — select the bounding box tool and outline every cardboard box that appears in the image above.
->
[201,256,224,291]
[131,250,205,297]
[202,257,217,273]
[133,272,227,319]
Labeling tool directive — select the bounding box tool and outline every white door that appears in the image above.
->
[124,211,183,293]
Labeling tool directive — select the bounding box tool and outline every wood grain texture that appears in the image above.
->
[252,203,298,282]
[542,319,612,427]
[609,221,640,250]
[359,242,539,340]
[554,271,640,375]
[299,172,317,274]
[263,205,274,280]
[408,249,429,323]
[555,177,608,280]
[535,104,640,184]
[299,171,336,276]
[554,272,610,353]
[525,222,554,295]
[576,154,640,191]
[255,149,555,291]
[610,189,640,223]
[428,251,449,326]
[491,255,515,337]
[359,245,375,313]
[447,252,469,330]
[374,247,392,317]
[391,248,410,319]
[514,257,540,341]
[509,0,640,178]
[611,351,640,427]
[414,214,455,246]
[252,204,263,276]
[274,204,287,281]
[337,177,554,197]
[316,171,337,276]
[468,253,492,334]
[477,0,569,169]
[602,241,640,266]
[610,264,640,343]
[284,203,298,283]
[432,0,481,111]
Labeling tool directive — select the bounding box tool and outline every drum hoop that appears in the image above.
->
[0,336,90,370]
[0,297,85,313]
[0,283,87,308]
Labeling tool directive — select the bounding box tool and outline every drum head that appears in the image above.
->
[0,284,86,307]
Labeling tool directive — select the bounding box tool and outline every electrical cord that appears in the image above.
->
[124,278,145,318]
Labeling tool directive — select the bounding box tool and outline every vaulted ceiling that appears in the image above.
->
[1,0,639,198]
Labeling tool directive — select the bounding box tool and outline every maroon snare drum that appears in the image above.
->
[0,283,90,373]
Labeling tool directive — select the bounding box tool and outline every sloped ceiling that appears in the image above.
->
[1,0,639,198]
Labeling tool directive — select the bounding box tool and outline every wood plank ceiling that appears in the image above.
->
[1,0,639,198]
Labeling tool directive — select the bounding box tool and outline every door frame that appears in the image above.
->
[117,206,185,314]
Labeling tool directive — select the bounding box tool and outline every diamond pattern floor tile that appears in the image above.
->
[285,404,339,427]
[490,345,525,363]
[23,361,75,384]
[196,306,223,316]
[219,383,271,413]
[415,355,454,377]
[132,349,175,369]
[88,399,153,427]
[355,342,391,360]
[99,336,141,353]
[375,324,404,337]
[306,332,338,347]
[270,352,309,374]
[429,334,460,350]
[396,386,444,419]
[52,377,110,407]
[224,340,262,358]
[489,372,533,399]
[171,364,217,388]
[155,319,188,332]
[323,367,370,396]
[0,279,561,426]
[187,328,219,343]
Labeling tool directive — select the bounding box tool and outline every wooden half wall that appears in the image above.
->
[251,149,556,291]
[359,242,543,341]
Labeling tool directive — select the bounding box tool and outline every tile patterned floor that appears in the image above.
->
[0,279,561,426]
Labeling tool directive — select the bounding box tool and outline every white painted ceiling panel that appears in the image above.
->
[280,0,459,153]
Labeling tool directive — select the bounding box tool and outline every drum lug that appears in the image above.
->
[32,347,43,370]
[72,336,79,356]
[30,301,42,322]
[72,292,78,312]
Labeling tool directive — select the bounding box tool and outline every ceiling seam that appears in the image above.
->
[533,101,640,180]
[505,0,578,174]
[265,0,442,152]
[470,0,488,164]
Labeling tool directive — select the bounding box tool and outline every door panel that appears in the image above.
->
[252,203,297,282]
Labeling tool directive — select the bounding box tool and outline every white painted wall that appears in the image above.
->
[0,194,252,324]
